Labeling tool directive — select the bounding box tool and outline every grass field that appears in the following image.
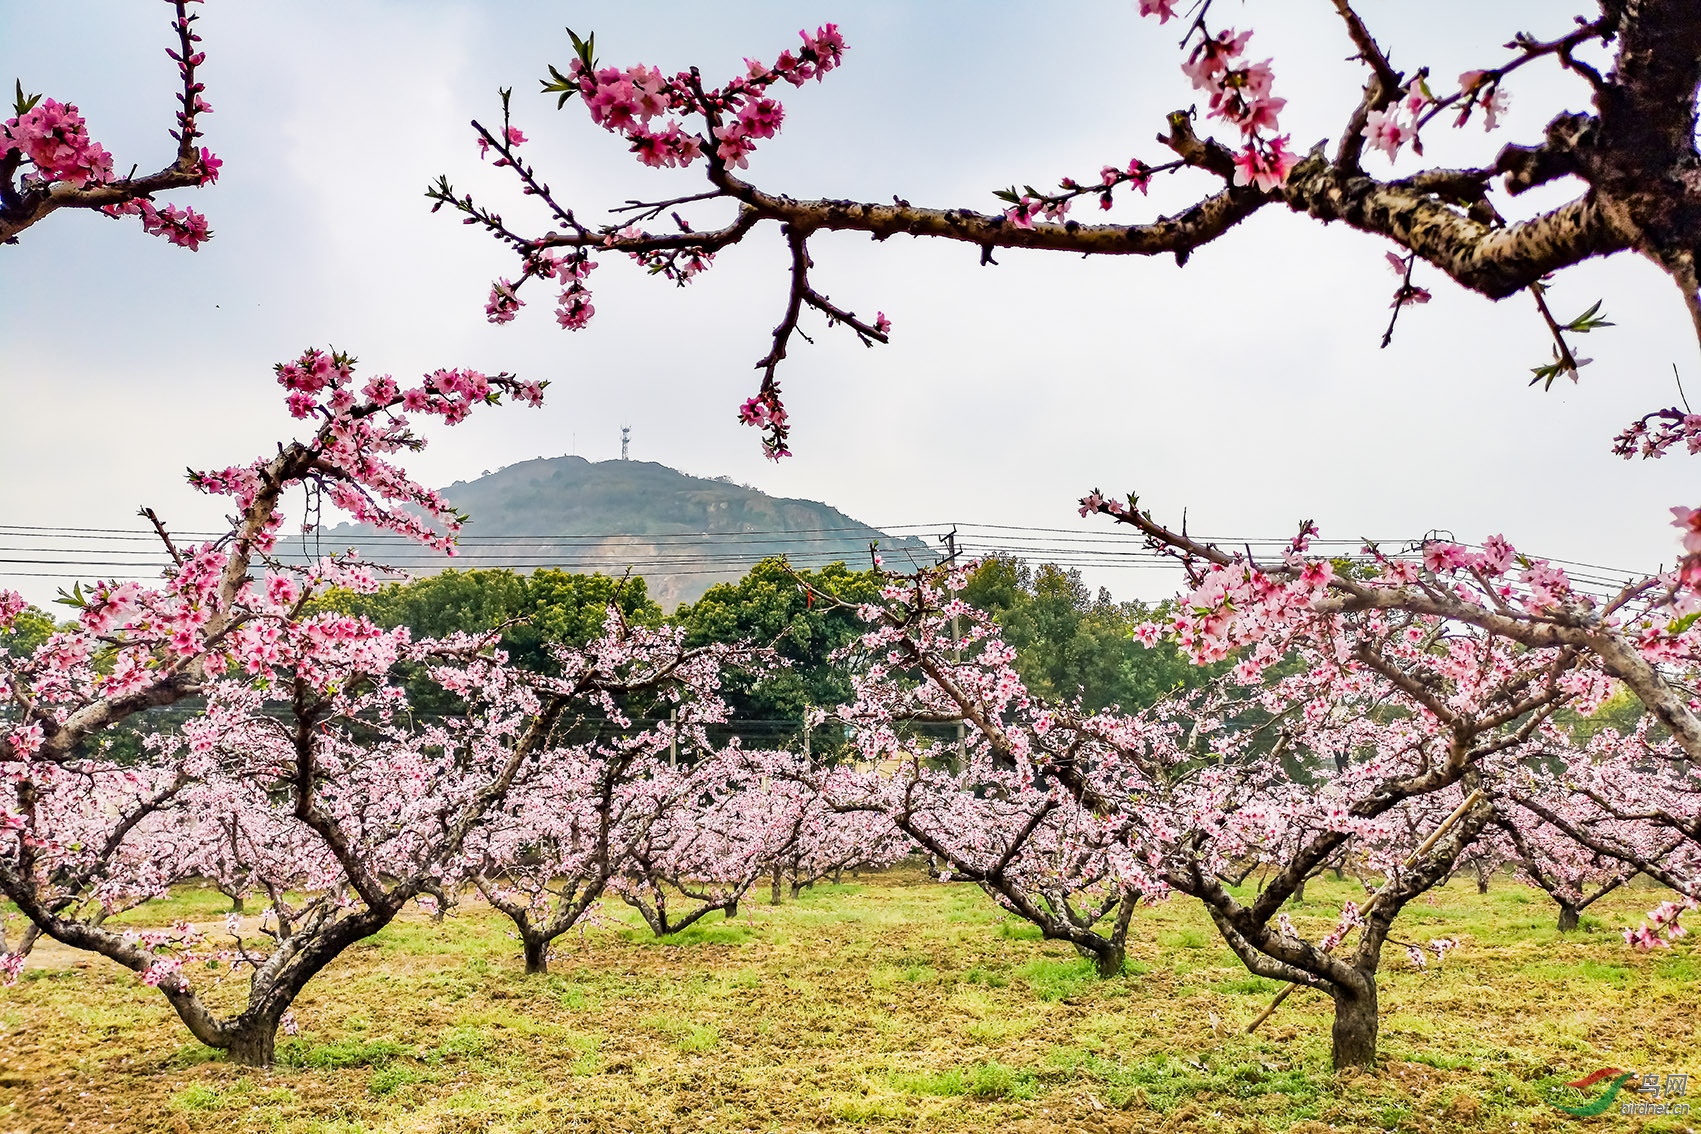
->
[1,868,1696,1133]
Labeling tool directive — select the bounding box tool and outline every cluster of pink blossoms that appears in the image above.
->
[563,60,700,169]
[1625,898,1695,949]
[553,254,598,330]
[7,721,43,758]
[1362,91,1428,161]
[2,98,114,187]
[1099,160,1152,206]
[1670,506,1701,591]
[1398,535,1576,612]
[631,244,714,284]
[1455,70,1513,130]
[1610,408,1701,591]
[101,198,212,250]
[485,278,523,324]
[4,9,221,248]
[453,23,853,464]
[1403,938,1459,970]
[738,390,790,458]
[1384,251,1432,307]
[738,394,789,438]
[1001,157,1155,230]
[199,347,543,553]
[483,246,598,330]
[1360,73,1508,164]
[1165,19,1295,193]
[476,125,528,161]
[1616,407,1701,461]
[563,24,843,171]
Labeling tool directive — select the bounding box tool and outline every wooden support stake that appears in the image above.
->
[1246,788,1485,1034]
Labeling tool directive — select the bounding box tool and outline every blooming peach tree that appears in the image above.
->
[0,348,555,1065]
[822,557,1686,1069]
[816,575,1152,979]
[461,621,764,973]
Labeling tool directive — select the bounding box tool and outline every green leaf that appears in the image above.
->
[13,79,42,117]
[1563,299,1614,333]
[1529,346,1576,390]
[53,582,88,610]
[566,27,597,71]
[540,63,579,109]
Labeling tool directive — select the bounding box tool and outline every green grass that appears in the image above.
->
[1016,955,1098,1000]
[368,1062,444,1099]
[645,921,755,947]
[642,1013,719,1053]
[168,1078,299,1113]
[890,1061,1035,1100]
[276,1037,407,1070]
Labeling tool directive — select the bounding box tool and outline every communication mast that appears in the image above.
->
[936,528,965,769]
[620,425,631,460]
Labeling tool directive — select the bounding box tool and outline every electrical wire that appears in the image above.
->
[0,520,1654,601]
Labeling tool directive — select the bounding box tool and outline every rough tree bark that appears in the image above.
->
[522,934,550,976]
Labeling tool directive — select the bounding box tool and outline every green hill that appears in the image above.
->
[307,455,932,607]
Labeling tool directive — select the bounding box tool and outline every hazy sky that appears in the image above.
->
[2,1,1692,608]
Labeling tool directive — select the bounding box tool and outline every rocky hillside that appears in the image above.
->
[306,455,931,607]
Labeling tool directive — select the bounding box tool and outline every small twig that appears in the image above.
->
[610,190,723,223]
[470,110,586,237]
[1330,0,1403,96]
[139,507,184,567]
[1416,17,1613,132]
[1380,250,1430,349]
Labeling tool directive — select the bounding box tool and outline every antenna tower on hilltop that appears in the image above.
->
[620,425,630,460]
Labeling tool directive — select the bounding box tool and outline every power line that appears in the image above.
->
[0,522,937,541]
[0,520,1655,603]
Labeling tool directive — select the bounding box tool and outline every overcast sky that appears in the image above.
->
[2,1,1693,608]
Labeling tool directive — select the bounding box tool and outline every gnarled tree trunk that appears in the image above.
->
[1091,942,1126,978]
[522,933,550,975]
[1329,976,1379,1071]
[224,1021,278,1068]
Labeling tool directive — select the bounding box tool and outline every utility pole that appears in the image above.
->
[620,425,631,461]
[937,527,965,771]
[668,706,677,767]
